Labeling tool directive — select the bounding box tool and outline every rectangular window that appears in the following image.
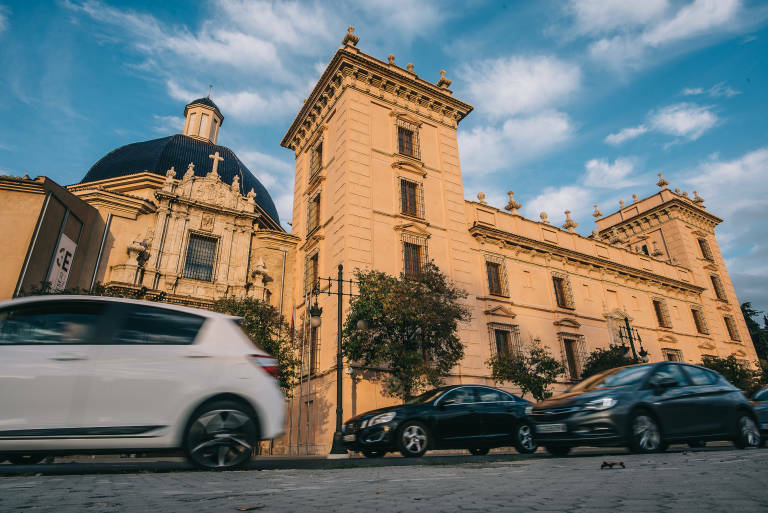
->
[698,238,714,261]
[558,333,586,380]
[489,323,521,358]
[304,252,319,294]
[403,242,422,277]
[691,308,709,334]
[112,306,205,345]
[724,315,741,342]
[710,275,727,301]
[662,348,684,362]
[199,113,211,139]
[183,233,217,282]
[187,112,198,136]
[652,299,672,328]
[310,140,323,179]
[552,275,574,309]
[0,301,108,345]
[494,330,510,357]
[400,179,423,218]
[486,262,504,296]
[307,193,321,234]
[398,126,416,157]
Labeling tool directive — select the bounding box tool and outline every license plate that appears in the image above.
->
[343,434,356,442]
[536,423,567,433]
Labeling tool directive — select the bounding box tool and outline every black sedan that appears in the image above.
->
[752,386,768,446]
[342,385,536,458]
[531,361,761,456]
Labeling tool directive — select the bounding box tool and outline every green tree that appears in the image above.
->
[580,345,641,379]
[487,344,565,401]
[741,302,768,361]
[212,297,298,394]
[342,262,471,401]
[700,355,760,395]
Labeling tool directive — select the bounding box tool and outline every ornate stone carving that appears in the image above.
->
[693,190,705,206]
[504,191,521,214]
[562,210,578,233]
[592,204,602,220]
[436,70,452,89]
[342,26,359,47]
[477,191,486,204]
[540,212,549,224]
[656,173,669,189]
[387,53,395,65]
[231,174,240,193]
[407,63,414,73]
[184,162,195,181]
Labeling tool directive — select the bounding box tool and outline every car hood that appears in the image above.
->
[535,389,621,409]
[344,404,406,424]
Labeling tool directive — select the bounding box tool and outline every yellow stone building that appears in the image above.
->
[279,29,757,453]
[0,28,757,456]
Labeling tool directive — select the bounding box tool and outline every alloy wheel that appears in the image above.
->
[736,415,761,449]
[515,423,537,454]
[400,424,427,457]
[186,408,257,470]
[632,414,661,452]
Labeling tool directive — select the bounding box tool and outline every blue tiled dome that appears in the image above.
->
[81,134,279,225]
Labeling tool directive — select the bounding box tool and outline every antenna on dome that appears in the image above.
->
[207,84,213,98]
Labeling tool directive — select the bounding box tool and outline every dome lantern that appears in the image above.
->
[183,96,224,144]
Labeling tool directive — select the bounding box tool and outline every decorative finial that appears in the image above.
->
[619,199,625,208]
[591,229,600,238]
[477,191,486,204]
[504,191,522,214]
[682,191,689,198]
[165,166,176,180]
[407,63,414,73]
[207,84,213,98]
[540,212,549,224]
[592,204,602,219]
[562,210,578,233]
[231,174,240,193]
[342,26,359,47]
[184,162,195,180]
[674,187,681,194]
[437,69,452,89]
[246,188,256,202]
[656,173,669,189]
[387,53,395,65]
[632,194,638,203]
[693,190,705,205]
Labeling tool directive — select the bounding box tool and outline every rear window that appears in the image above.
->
[682,365,718,385]
[0,300,107,345]
[110,305,205,345]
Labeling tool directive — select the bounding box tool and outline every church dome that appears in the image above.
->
[81,135,279,226]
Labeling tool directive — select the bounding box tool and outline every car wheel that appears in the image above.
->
[184,400,259,470]
[545,445,571,457]
[397,421,429,458]
[7,454,47,465]
[468,447,490,456]
[513,421,538,454]
[629,412,664,453]
[361,450,386,458]
[687,440,706,448]
[733,413,761,449]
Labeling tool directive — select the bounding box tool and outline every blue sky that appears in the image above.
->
[1,0,767,315]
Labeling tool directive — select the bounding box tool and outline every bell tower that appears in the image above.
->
[183,96,224,144]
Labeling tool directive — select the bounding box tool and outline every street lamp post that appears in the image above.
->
[618,316,649,362]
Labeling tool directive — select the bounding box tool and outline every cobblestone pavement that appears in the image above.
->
[2,446,767,512]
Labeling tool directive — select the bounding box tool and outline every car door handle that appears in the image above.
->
[50,354,88,361]
[185,352,210,358]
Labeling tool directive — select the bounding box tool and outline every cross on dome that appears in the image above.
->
[209,151,224,177]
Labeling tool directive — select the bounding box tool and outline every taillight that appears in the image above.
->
[248,354,280,380]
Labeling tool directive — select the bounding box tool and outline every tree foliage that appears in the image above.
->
[342,262,471,401]
[742,302,768,361]
[487,344,565,401]
[700,355,761,395]
[211,297,298,393]
[580,345,641,379]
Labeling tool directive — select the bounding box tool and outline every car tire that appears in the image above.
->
[545,445,571,457]
[629,411,664,453]
[468,447,489,456]
[361,450,386,458]
[687,440,706,448]
[7,454,47,465]
[513,421,538,454]
[184,399,259,470]
[397,421,429,458]
[733,413,761,449]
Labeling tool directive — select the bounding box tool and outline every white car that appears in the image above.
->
[0,295,285,470]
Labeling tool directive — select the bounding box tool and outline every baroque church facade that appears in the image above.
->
[0,28,757,455]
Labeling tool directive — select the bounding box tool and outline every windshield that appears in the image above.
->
[570,365,652,393]
[404,388,447,405]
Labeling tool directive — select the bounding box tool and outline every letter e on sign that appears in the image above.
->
[47,234,78,291]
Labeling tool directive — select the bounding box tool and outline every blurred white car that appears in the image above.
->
[0,295,284,470]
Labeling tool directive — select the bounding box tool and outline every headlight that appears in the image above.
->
[525,406,533,416]
[583,397,618,411]
[368,412,396,427]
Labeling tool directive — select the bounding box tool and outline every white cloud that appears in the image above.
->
[681,82,740,98]
[152,115,185,134]
[0,5,9,34]
[522,185,593,227]
[682,147,768,313]
[461,55,581,118]
[566,0,669,36]
[649,102,717,140]
[605,125,649,145]
[642,0,742,47]
[459,111,575,175]
[584,157,640,188]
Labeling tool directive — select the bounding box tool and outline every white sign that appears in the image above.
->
[48,234,77,291]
